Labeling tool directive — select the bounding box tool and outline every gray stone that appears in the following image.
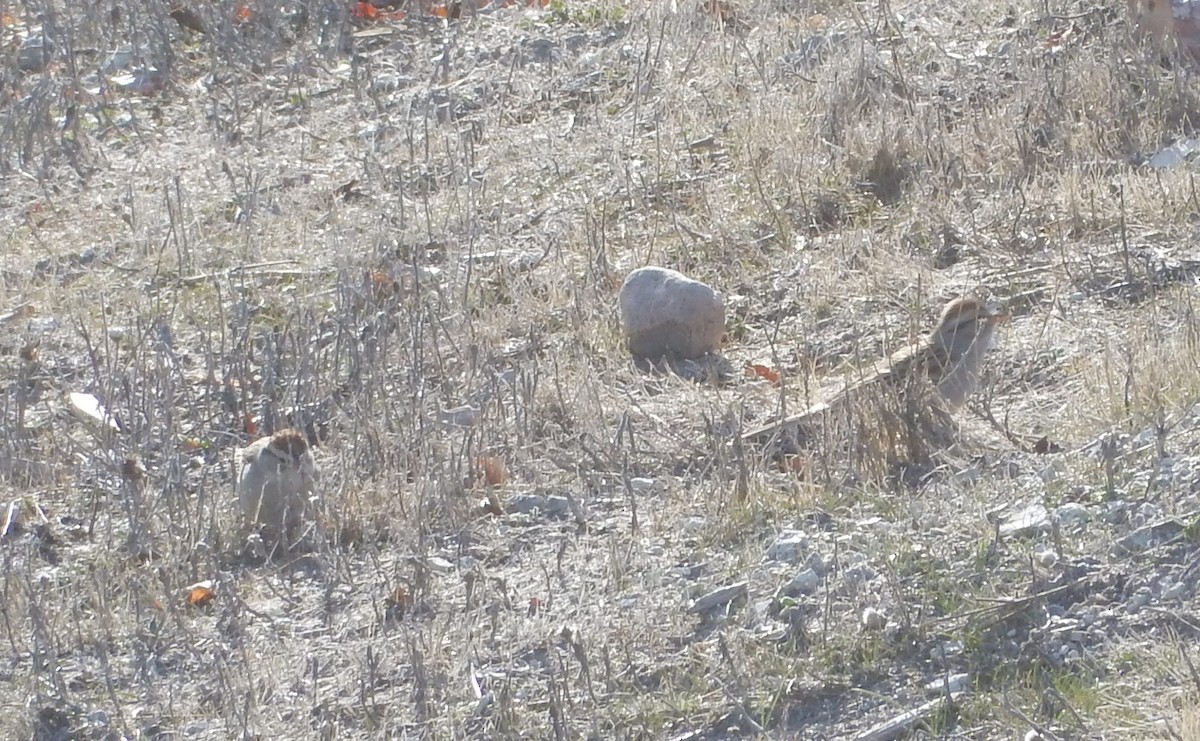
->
[924,673,971,695]
[687,581,747,614]
[619,267,725,359]
[1162,580,1187,601]
[507,494,570,517]
[783,568,820,596]
[1053,503,1091,528]
[999,504,1050,538]
[1118,517,1184,553]
[766,530,809,562]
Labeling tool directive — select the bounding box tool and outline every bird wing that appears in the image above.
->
[740,338,936,442]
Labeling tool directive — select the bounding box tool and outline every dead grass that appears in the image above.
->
[2,0,1200,738]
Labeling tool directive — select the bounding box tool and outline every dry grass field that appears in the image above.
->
[3,0,1200,738]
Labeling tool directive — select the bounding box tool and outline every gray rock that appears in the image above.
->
[507,494,570,517]
[766,530,809,562]
[18,34,52,72]
[1117,517,1184,553]
[999,503,1050,538]
[782,568,820,596]
[1162,580,1187,601]
[687,581,748,614]
[619,267,725,359]
[1127,587,1152,613]
[628,477,656,492]
[842,564,877,586]
[1053,503,1091,528]
[924,673,971,695]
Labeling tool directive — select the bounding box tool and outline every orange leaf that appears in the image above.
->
[745,363,781,385]
[243,413,258,436]
[186,581,216,607]
[368,270,398,299]
[233,3,252,22]
[352,1,378,18]
[429,2,461,18]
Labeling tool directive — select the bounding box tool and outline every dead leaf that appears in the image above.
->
[745,363,781,385]
[429,2,462,19]
[351,1,378,19]
[243,413,258,436]
[185,581,216,607]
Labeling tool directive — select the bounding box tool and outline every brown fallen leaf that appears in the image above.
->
[185,580,216,607]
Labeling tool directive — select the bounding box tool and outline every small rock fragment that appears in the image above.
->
[1162,580,1186,601]
[619,266,725,359]
[923,673,971,695]
[629,477,656,493]
[687,581,748,614]
[999,504,1050,538]
[439,405,480,427]
[1117,517,1185,553]
[782,568,820,596]
[842,564,877,586]
[507,494,570,517]
[766,529,809,562]
[1053,503,1091,528]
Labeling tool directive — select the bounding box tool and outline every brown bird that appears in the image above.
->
[742,296,1007,449]
[235,428,319,536]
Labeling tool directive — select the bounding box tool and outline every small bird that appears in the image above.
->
[235,428,319,536]
[742,295,1007,448]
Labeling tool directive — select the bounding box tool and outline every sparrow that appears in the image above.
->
[235,428,318,535]
[742,295,1007,447]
